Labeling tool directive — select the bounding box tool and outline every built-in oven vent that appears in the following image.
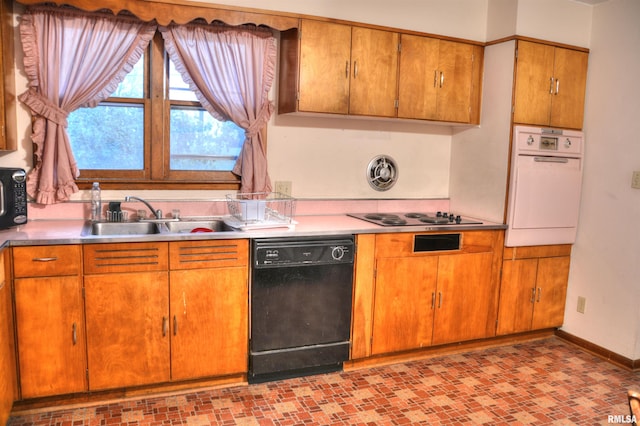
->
[367,155,398,191]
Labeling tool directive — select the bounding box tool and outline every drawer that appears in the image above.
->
[84,242,169,274]
[13,245,82,278]
[375,230,501,258]
[169,239,248,270]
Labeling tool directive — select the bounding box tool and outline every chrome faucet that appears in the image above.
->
[124,196,162,219]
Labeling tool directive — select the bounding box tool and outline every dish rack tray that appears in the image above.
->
[225,192,296,228]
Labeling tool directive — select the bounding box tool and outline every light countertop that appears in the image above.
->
[0,214,507,247]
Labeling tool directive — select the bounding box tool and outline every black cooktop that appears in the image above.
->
[347,212,483,227]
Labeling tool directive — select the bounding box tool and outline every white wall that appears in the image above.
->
[562,0,640,360]
[0,0,495,201]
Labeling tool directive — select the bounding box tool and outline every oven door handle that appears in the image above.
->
[533,156,569,163]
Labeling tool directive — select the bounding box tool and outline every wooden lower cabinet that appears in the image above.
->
[0,251,17,425]
[432,251,496,345]
[496,245,571,335]
[12,245,86,398]
[168,239,249,381]
[85,271,170,390]
[367,231,503,357]
[372,256,437,354]
[81,240,249,391]
[170,267,248,380]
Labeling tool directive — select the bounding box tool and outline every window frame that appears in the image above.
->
[74,32,247,190]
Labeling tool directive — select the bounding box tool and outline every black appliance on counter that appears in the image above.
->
[0,168,27,230]
[249,236,354,383]
[348,211,483,227]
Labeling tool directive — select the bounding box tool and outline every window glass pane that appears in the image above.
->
[68,104,144,170]
[170,106,244,171]
[169,58,198,101]
[110,55,145,98]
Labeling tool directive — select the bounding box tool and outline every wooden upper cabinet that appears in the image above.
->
[297,20,352,114]
[513,40,588,129]
[291,20,398,117]
[280,19,482,123]
[349,26,399,117]
[398,36,482,123]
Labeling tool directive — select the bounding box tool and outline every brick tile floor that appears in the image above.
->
[7,337,640,425]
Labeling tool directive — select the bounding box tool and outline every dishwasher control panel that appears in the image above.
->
[253,236,354,267]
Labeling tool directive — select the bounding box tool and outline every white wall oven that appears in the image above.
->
[505,126,585,247]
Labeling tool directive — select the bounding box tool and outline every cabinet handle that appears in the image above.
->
[530,287,536,304]
[431,292,436,309]
[345,60,349,79]
[72,323,77,345]
[162,316,168,337]
[434,70,438,88]
[438,292,442,308]
[353,61,358,79]
[173,315,178,336]
[555,79,560,95]
[536,287,542,303]
[440,71,444,88]
[32,257,58,262]
[549,77,555,94]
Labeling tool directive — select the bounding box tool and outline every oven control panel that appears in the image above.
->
[516,126,583,157]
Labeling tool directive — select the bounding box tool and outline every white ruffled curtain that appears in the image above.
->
[18,6,156,204]
[159,22,276,195]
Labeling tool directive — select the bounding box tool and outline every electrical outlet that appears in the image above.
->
[577,296,586,314]
[274,181,292,196]
[632,171,640,189]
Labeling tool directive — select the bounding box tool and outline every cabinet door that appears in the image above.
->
[496,259,538,335]
[0,252,14,424]
[550,47,588,129]
[513,41,555,126]
[397,34,439,120]
[14,276,87,398]
[432,252,496,345]
[85,272,170,390]
[531,256,570,329]
[436,40,475,123]
[349,27,399,117]
[298,20,352,114]
[371,256,437,355]
[170,267,248,380]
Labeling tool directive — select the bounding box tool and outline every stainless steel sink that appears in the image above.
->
[83,221,161,236]
[163,220,230,234]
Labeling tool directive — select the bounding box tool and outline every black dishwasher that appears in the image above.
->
[249,236,354,383]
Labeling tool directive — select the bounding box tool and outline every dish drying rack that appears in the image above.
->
[224,192,296,230]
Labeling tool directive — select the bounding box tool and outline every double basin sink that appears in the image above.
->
[83,219,233,236]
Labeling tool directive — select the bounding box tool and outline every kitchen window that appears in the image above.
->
[19,5,277,204]
[68,33,246,189]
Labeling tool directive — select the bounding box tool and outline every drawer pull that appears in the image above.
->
[32,257,58,262]
[162,316,168,337]
[72,323,77,345]
[173,315,178,336]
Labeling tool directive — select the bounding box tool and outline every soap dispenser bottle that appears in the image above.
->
[91,182,102,221]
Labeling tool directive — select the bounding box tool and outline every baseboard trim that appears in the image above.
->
[555,329,639,371]
[345,329,556,371]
